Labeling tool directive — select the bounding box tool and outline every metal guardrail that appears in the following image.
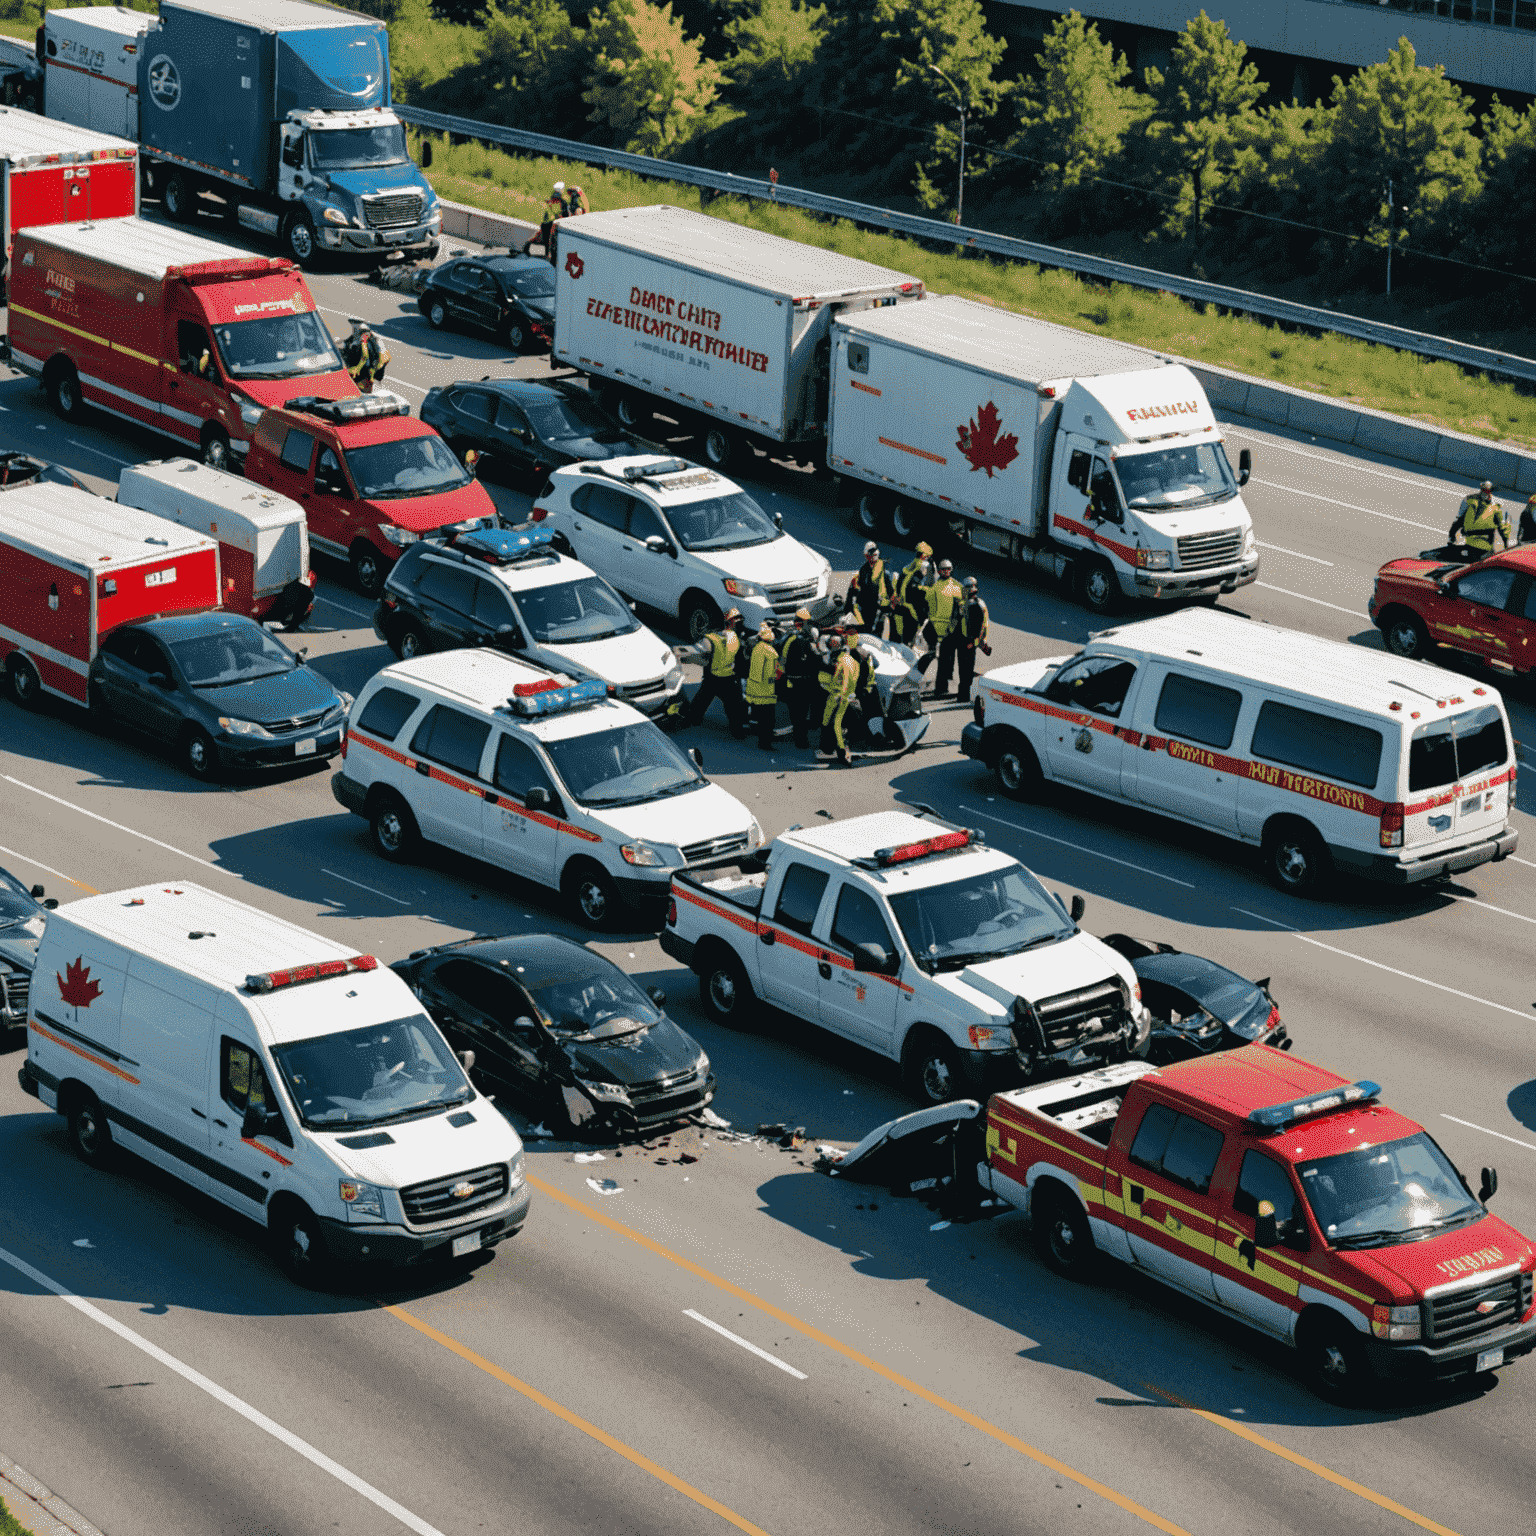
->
[398,103,1536,386]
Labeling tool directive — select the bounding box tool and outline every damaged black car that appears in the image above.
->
[392,933,716,1134]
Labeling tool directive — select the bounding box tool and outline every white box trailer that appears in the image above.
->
[117,459,315,627]
[42,7,145,141]
[829,295,1260,614]
[552,204,923,473]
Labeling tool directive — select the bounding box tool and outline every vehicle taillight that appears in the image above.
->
[666,898,677,927]
[340,730,348,762]
[1380,805,1404,848]
[1265,1005,1280,1032]
[973,694,985,728]
[530,507,549,522]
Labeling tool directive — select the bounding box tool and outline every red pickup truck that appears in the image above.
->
[983,1046,1536,1401]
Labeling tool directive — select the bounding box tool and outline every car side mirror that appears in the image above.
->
[496,622,525,650]
[1253,1201,1279,1248]
[30,884,44,898]
[773,511,783,528]
[1070,894,1086,922]
[852,942,896,975]
[456,1048,475,1073]
[644,534,675,557]
[1480,1166,1499,1203]
[241,1103,277,1141]
[148,672,173,690]
[689,747,704,770]
[647,986,666,1007]
[42,898,58,910]
[1238,447,1252,487]
[525,786,551,810]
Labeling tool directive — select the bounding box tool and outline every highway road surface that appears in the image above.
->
[1,211,1534,1536]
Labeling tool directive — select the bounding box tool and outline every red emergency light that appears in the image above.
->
[512,678,563,698]
[244,955,379,994]
[874,829,972,866]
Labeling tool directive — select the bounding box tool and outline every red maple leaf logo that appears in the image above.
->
[58,956,102,1009]
[564,251,584,280]
[957,401,1019,478]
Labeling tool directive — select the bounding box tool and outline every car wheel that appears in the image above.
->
[902,1027,962,1105]
[698,947,754,1029]
[201,428,231,472]
[702,424,740,470]
[47,362,86,423]
[681,592,722,645]
[350,543,385,598]
[182,726,219,780]
[269,1200,331,1288]
[370,794,420,863]
[565,862,619,929]
[1263,820,1330,897]
[1382,610,1430,660]
[284,213,318,268]
[1076,556,1119,615]
[992,733,1041,801]
[4,655,42,710]
[394,626,426,661]
[67,1091,114,1170]
[1032,1184,1097,1281]
[1299,1315,1372,1405]
[162,170,194,222]
[503,318,527,351]
[426,297,448,329]
[87,681,113,733]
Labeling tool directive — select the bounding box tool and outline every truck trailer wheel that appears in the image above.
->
[284,214,318,268]
[604,388,651,431]
[701,425,742,471]
[853,490,886,538]
[1032,1183,1097,1281]
[890,500,924,544]
[162,171,195,222]
[1075,556,1119,615]
[46,361,86,424]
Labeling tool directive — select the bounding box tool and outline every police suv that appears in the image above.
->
[333,650,763,926]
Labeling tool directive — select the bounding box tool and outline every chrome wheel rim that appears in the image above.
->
[1387,622,1420,657]
[203,437,228,470]
[376,809,404,854]
[399,632,422,660]
[1275,842,1309,886]
[1085,567,1112,608]
[429,301,446,327]
[187,736,209,774]
[708,968,736,1015]
[59,378,78,414]
[921,1052,953,1101]
[578,879,608,923]
[76,1106,102,1156]
[1048,1215,1076,1266]
[13,665,36,702]
[1318,1343,1349,1386]
[289,222,313,261]
[998,752,1024,792]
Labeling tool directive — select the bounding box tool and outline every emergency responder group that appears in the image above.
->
[1450,478,1536,554]
[665,540,990,766]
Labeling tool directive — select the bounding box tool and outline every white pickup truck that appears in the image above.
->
[660,809,1150,1102]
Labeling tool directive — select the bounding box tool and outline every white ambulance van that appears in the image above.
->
[19,883,529,1281]
[961,608,1517,894]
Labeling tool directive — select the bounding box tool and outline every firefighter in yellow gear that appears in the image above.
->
[744,621,782,750]
[342,318,390,392]
[818,635,860,765]
[780,608,820,748]
[845,540,892,636]
[890,541,932,645]
[917,556,964,696]
[1518,493,1536,545]
[1449,480,1510,558]
[671,608,748,737]
[957,575,991,704]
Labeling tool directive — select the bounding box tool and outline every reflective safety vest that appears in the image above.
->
[705,629,741,678]
[961,596,989,646]
[1459,494,1509,553]
[745,640,780,705]
[925,576,964,636]
[824,650,858,703]
[894,556,927,617]
[849,559,890,614]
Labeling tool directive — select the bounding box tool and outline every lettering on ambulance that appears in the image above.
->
[1435,1246,1506,1282]
[1124,400,1201,425]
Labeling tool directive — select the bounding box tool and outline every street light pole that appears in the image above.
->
[928,63,967,227]
[1386,177,1394,296]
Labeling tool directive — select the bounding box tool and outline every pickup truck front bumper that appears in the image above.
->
[1361,1314,1536,1382]
[1332,827,1517,884]
[318,1184,530,1268]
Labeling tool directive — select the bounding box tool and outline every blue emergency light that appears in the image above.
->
[1247,1080,1381,1131]
[458,526,557,565]
[509,676,609,716]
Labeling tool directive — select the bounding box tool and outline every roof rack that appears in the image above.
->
[1247,1080,1382,1131]
[284,394,409,424]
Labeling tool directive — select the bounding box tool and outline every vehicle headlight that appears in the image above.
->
[218,716,275,738]
[339,1178,385,1221]
[967,1024,1010,1048]
[664,662,684,690]
[723,578,765,598]
[578,1078,632,1106]
[695,1050,710,1078]
[328,692,353,720]
[1138,547,1171,570]
[426,206,442,228]
[236,397,265,428]
[508,1150,526,1190]
[1371,1303,1421,1341]
[378,524,419,547]
[622,840,677,867]
[322,206,351,226]
[1243,528,1258,558]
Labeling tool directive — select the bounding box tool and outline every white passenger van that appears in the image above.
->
[20,883,529,1281]
[962,609,1517,894]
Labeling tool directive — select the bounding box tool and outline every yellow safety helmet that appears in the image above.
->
[915,541,933,558]
[758,621,775,640]
[722,608,742,625]
[795,607,812,622]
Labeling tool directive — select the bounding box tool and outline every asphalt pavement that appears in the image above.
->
[2,210,1535,1536]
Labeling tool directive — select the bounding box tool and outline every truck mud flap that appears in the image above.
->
[825,1100,991,1217]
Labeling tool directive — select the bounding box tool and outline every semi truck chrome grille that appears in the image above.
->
[1176,529,1244,570]
[364,193,426,229]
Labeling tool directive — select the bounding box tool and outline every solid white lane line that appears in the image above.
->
[1231,906,1532,1020]
[313,593,377,622]
[322,867,410,906]
[969,808,1196,889]
[1508,855,1536,870]
[1250,477,1441,533]
[1441,1116,1536,1155]
[1257,542,1334,566]
[0,1243,448,1536]
[684,1310,807,1380]
[1253,582,1364,617]
[1441,892,1536,928]
[0,844,89,889]
[2,776,228,876]
[66,439,130,466]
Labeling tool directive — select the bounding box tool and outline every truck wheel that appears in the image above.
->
[370,792,420,863]
[854,490,886,538]
[426,296,449,329]
[1075,557,1120,615]
[1262,819,1330,897]
[890,500,923,544]
[503,317,527,351]
[162,171,194,222]
[991,732,1041,801]
[269,1198,331,1289]
[350,543,385,598]
[1380,609,1429,660]
[4,656,42,710]
[701,425,741,470]
[902,1027,963,1105]
[181,726,220,780]
[1297,1314,1372,1405]
[284,213,318,268]
[201,428,231,472]
[607,389,651,431]
[1032,1184,1097,1281]
[47,362,86,423]
[681,592,721,644]
[698,947,754,1029]
[67,1090,114,1171]
[563,860,619,929]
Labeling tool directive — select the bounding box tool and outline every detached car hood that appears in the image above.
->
[198,667,338,727]
[687,534,825,589]
[591,781,753,849]
[368,480,497,536]
[539,630,674,688]
[934,932,1133,1015]
[1340,1214,1535,1297]
[565,1015,702,1089]
[319,1098,518,1188]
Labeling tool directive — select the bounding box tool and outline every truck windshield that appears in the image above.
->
[888,864,1073,972]
[213,313,342,380]
[1408,704,1508,792]
[544,722,703,807]
[665,492,780,551]
[271,1015,470,1129]
[308,124,408,171]
[1299,1133,1481,1248]
[1114,442,1237,512]
[345,436,471,500]
[516,577,639,644]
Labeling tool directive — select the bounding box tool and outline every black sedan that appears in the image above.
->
[1,865,55,1046]
[1100,934,1289,1063]
[393,933,716,1135]
[420,376,662,490]
[87,613,351,780]
[418,251,555,350]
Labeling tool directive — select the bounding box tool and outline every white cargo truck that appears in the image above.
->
[551,204,923,474]
[829,295,1260,613]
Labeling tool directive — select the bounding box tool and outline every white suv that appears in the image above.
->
[332,649,763,927]
[534,457,841,641]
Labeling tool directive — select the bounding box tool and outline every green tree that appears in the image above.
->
[444,0,588,132]
[583,0,723,155]
[723,0,826,98]
[1138,11,1265,240]
[1475,97,1536,279]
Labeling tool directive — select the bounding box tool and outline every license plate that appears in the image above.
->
[295,738,317,757]
[451,1232,481,1258]
[1476,1347,1504,1373]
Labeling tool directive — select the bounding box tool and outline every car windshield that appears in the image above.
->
[497,263,556,299]
[517,576,639,644]
[525,397,621,442]
[307,123,408,170]
[1299,1133,1482,1247]
[544,721,703,807]
[664,491,779,551]
[1408,704,1508,792]
[271,1016,469,1129]
[0,867,42,930]
[521,963,662,1039]
[346,435,471,499]
[169,624,297,686]
[889,863,1073,972]
[212,312,342,380]
[1114,443,1238,512]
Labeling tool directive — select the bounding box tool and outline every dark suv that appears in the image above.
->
[418,252,555,350]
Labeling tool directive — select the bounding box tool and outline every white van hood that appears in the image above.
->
[930,932,1132,1016]
[687,532,827,588]
[591,780,755,849]
[981,654,1070,694]
[539,629,675,689]
[319,1096,521,1187]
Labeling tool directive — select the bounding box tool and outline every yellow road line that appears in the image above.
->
[530,1174,1189,1536]
[382,1303,772,1536]
[1144,1384,1462,1536]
